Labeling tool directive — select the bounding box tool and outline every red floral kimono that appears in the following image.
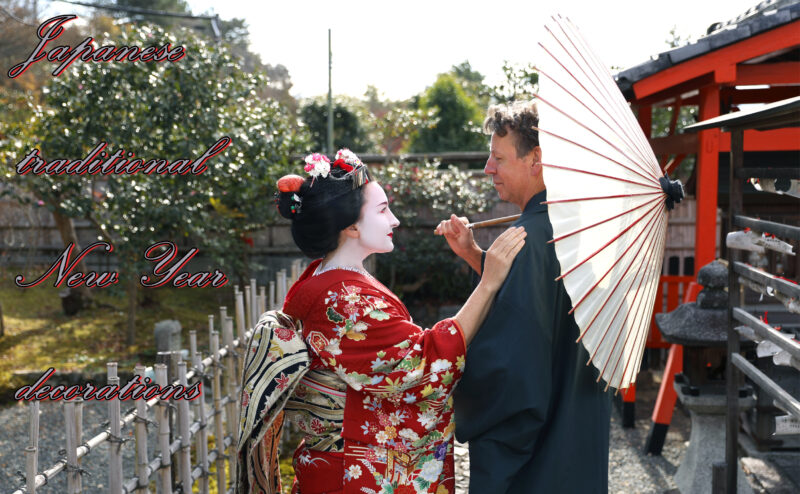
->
[282,259,466,494]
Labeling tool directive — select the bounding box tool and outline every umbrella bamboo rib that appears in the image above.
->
[564,20,659,177]
[536,67,651,171]
[595,207,665,384]
[536,91,657,180]
[609,212,667,389]
[542,163,660,190]
[548,195,662,244]
[566,201,663,318]
[556,16,659,175]
[621,214,668,386]
[538,41,655,179]
[574,201,665,343]
[538,34,658,181]
[535,126,657,185]
[545,191,661,205]
[551,17,653,173]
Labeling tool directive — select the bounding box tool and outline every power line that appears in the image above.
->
[0,5,39,28]
[54,0,221,39]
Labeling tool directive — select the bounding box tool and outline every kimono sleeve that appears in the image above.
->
[304,279,467,443]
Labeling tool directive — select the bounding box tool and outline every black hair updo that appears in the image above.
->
[276,164,371,258]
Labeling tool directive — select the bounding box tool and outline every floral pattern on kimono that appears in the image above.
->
[283,261,466,494]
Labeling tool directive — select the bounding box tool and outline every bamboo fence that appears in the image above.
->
[12,260,306,494]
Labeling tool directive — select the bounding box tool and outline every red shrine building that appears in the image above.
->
[612,0,799,428]
[616,0,799,279]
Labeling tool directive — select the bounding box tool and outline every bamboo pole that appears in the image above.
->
[74,398,83,493]
[277,270,287,307]
[210,330,227,492]
[249,278,258,327]
[258,286,266,317]
[190,331,210,494]
[208,314,215,343]
[290,260,299,285]
[65,401,79,493]
[222,316,238,485]
[235,290,246,341]
[244,284,253,329]
[220,306,228,332]
[107,363,123,494]
[268,281,276,311]
[466,214,520,229]
[155,364,173,494]
[177,362,193,491]
[25,400,39,494]
[133,365,151,493]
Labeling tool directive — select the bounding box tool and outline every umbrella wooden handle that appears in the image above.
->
[468,214,521,229]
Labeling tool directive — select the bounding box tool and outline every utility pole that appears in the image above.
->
[327,28,334,155]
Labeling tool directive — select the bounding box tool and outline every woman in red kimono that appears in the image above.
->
[246,150,525,494]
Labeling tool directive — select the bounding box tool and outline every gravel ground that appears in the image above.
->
[0,370,689,493]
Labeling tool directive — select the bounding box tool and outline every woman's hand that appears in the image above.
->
[481,226,527,292]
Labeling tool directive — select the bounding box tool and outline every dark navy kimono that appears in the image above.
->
[454,190,611,493]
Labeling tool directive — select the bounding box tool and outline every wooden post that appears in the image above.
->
[210,331,227,492]
[726,129,744,494]
[222,316,239,486]
[25,400,39,494]
[190,331,210,494]
[268,281,276,311]
[107,363,123,494]
[133,365,151,493]
[155,364,173,494]
[244,284,253,329]
[177,362,193,491]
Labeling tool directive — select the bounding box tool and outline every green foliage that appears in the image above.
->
[371,161,497,304]
[0,24,309,278]
[300,98,373,153]
[450,60,491,109]
[490,61,538,104]
[408,74,485,153]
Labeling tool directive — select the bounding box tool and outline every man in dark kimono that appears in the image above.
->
[436,101,611,493]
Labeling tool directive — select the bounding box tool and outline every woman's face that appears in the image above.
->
[355,181,400,254]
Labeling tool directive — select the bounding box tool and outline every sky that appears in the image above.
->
[47,0,766,100]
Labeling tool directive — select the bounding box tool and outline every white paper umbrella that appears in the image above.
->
[536,15,683,390]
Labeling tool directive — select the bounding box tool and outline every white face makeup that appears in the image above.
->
[355,181,400,255]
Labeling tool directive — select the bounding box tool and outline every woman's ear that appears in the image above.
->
[343,223,360,239]
[530,146,543,177]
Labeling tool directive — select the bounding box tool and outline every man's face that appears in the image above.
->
[484,132,538,208]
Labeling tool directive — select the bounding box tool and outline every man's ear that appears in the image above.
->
[530,146,543,177]
[343,223,360,239]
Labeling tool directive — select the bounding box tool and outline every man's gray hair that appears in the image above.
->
[483,100,539,158]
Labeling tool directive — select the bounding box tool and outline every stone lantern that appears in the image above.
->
[655,260,755,494]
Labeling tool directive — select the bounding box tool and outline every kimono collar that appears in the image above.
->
[522,189,548,216]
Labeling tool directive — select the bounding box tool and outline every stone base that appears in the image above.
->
[674,387,756,494]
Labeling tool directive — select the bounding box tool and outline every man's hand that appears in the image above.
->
[434,214,483,274]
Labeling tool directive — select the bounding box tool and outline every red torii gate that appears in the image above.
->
[614,0,800,447]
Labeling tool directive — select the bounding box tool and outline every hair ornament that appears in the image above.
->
[289,193,302,214]
[277,174,305,193]
[333,148,363,173]
[333,148,370,189]
[304,153,331,184]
